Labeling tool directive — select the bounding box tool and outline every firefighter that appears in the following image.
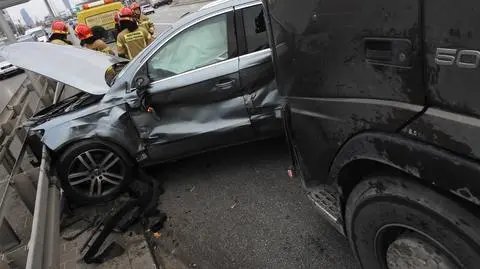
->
[75,23,114,55]
[130,2,155,36]
[48,20,72,45]
[116,7,152,60]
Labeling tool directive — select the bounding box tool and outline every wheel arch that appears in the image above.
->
[39,121,141,161]
[47,135,137,167]
[330,132,480,215]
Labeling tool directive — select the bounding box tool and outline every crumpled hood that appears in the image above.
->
[1,42,125,95]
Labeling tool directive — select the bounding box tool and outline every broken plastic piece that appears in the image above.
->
[149,213,167,233]
[287,166,296,179]
[87,242,125,264]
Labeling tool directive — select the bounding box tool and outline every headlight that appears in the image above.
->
[31,129,44,138]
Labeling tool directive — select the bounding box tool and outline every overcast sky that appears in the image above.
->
[6,0,76,24]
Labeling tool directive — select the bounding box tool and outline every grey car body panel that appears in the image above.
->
[130,56,253,162]
[24,0,280,166]
[36,104,142,157]
[1,42,125,95]
[30,95,141,157]
[239,48,282,134]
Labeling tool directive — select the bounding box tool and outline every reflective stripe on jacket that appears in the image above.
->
[116,27,152,60]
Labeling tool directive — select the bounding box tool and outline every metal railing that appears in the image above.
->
[0,72,60,269]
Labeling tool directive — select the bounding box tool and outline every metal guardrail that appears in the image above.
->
[25,83,65,269]
[0,72,60,269]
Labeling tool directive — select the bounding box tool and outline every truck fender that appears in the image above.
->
[329,132,480,207]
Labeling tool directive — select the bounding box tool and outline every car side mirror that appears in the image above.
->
[132,75,151,93]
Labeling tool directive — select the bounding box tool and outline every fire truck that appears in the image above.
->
[76,0,124,43]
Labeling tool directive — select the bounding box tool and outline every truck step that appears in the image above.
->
[307,186,344,235]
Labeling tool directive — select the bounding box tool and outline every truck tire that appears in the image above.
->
[345,175,480,269]
[56,139,134,205]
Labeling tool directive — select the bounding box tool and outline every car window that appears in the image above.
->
[242,4,268,53]
[147,13,229,81]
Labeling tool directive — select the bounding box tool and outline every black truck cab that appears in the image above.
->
[263,0,480,268]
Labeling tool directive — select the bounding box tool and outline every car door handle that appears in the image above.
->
[215,79,235,90]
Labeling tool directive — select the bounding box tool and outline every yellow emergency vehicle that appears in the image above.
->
[76,0,124,43]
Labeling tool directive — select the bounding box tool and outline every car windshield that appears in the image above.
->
[142,5,152,8]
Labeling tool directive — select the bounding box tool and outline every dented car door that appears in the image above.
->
[236,2,282,137]
[129,9,256,163]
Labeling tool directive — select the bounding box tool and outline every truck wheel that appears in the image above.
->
[56,139,134,205]
[345,175,480,269]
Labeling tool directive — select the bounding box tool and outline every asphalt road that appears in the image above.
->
[151,138,360,269]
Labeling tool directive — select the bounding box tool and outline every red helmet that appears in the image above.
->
[114,11,120,23]
[130,2,140,10]
[119,7,134,21]
[51,20,68,35]
[74,23,93,40]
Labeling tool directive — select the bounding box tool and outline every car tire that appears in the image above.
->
[345,175,480,269]
[0,75,4,80]
[56,139,134,205]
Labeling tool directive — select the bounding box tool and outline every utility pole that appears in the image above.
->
[44,0,55,17]
[0,10,16,43]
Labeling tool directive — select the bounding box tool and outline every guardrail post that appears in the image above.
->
[25,147,49,269]
[43,177,60,269]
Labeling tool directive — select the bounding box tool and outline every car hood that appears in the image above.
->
[0,61,12,68]
[1,42,125,95]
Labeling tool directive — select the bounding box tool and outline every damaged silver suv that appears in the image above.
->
[2,0,280,204]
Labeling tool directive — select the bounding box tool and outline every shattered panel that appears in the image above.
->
[129,60,255,162]
[239,49,283,135]
[32,102,142,158]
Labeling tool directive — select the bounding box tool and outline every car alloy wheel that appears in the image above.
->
[67,149,126,198]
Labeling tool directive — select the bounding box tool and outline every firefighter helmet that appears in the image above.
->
[74,24,93,40]
[119,7,134,21]
[51,20,68,35]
